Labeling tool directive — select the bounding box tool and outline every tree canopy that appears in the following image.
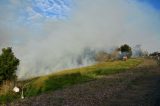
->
[0,47,19,83]
[120,44,132,58]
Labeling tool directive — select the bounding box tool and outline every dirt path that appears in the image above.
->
[9,59,160,106]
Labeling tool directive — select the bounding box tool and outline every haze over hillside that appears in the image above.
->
[0,0,160,79]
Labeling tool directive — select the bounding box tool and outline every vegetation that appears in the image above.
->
[0,47,19,83]
[24,58,142,97]
[95,51,111,62]
[120,44,132,58]
[0,58,143,103]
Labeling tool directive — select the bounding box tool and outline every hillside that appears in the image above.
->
[1,58,160,105]
[21,58,143,97]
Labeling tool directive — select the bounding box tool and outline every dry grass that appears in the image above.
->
[32,76,49,88]
[137,58,158,68]
[0,81,14,95]
[48,58,143,75]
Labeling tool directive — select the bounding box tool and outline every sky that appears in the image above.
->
[138,0,160,10]
[0,0,160,79]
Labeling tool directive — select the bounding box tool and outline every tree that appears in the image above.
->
[0,47,19,83]
[120,44,132,58]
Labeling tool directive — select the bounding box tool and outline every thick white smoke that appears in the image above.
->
[0,0,160,79]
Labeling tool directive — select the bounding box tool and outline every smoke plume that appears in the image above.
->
[0,0,160,79]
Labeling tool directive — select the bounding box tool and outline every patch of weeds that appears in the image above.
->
[44,72,92,91]
[25,72,93,97]
[0,91,20,104]
[25,85,42,97]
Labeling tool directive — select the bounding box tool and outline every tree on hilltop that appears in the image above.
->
[120,44,132,58]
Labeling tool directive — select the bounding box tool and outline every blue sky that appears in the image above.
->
[0,0,160,50]
[0,0,73,24]
[0,0,159,23]
[0,0,73,42]
[28,0,160,19]
[138,0,160,10]
[0,0,160,44]
[30,0,73,20]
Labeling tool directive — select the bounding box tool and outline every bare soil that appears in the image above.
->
[8,59,160,106]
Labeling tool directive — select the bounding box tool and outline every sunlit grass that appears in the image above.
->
[24,58,143,97]
[0,58,143,103]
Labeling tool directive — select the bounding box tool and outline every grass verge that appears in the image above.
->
[0,58,143,103]
[24,58,142,97]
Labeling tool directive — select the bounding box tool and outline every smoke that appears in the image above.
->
[0,0,160,79]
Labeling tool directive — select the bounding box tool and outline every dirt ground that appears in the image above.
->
[8,59,160,106]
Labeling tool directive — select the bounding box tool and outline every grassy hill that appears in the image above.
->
[0,58,143,103]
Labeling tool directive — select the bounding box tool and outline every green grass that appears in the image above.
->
[0,58,143,103]
[25,72,92,96]
[0,91,20,104]
[24,58,142,97]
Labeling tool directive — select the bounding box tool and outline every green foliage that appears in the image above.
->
[120,44,131,52]
[24,59,142,97]
[0,58,143,103]
[25,72,92,97]
[0,47,19,83]
[157,60,160,65]
[120,44,132,58]
[0,92,19,104]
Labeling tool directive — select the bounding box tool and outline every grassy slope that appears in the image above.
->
[0,58,143,103]
[25,58,142,97]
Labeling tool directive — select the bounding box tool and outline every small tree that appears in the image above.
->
[0,47,19,83]
[120,44,132,58]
